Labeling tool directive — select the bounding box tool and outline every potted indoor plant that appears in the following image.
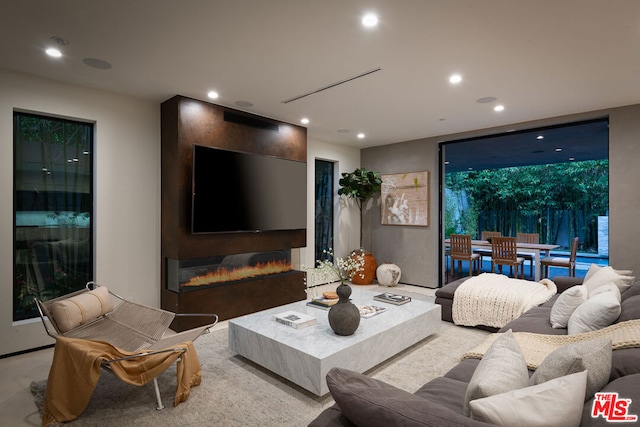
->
[338,167,382,284]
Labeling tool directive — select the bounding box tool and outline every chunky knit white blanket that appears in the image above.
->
[452,273,557,328]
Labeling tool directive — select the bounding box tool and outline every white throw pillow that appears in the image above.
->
[584,264,633,284]
[463,330,529,416]
[567,291,621,335]
[583,266,635,296]
[469,370,587,427]
[49,286,115,333]
[589,282,622,302]
[550,285,588,329]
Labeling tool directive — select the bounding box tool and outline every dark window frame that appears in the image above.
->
[13,111,94,321]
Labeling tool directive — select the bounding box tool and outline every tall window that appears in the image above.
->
[315,160,334,260]
[442,119,609,283]
[13,112,93,321]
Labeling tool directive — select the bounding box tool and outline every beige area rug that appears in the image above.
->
[31,310,490,426]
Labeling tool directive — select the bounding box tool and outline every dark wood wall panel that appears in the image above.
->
[161,95,307,329]
[162,271,305,331]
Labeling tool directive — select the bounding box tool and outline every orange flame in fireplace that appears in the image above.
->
[182,259,294,287]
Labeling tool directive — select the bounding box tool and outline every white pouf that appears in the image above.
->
[376,263,401,287]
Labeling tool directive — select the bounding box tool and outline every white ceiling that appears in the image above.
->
[1,1,639,149]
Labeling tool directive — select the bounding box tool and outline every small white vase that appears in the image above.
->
[376,263,401,287]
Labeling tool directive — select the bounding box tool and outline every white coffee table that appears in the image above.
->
[228,286,441,396]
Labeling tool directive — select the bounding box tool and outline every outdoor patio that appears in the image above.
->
[445,252,608,283]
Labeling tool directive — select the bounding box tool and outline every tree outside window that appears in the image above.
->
[13,112,93,321]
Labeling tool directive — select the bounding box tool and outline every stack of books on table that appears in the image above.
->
[272,310,316,329]
[373,292,411,305]
[306,297,340,310]
[358,304,387,318]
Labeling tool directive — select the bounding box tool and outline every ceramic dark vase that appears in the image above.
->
[328,283,360,336]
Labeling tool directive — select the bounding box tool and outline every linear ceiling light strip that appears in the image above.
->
[282,67,382,104]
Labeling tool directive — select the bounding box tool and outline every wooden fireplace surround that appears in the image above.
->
[161,95,307,331]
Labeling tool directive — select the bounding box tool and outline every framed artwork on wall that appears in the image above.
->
[381,171,429,226]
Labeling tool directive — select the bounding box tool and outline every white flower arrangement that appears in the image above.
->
[302,248,365,299]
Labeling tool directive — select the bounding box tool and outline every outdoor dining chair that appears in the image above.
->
[516,232,539,278]
[449,234,481,277]
[491,236,525,279]
[475,230,502,264]
[541,236,579,278]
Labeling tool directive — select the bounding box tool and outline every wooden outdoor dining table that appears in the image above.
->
[445,239,560,281]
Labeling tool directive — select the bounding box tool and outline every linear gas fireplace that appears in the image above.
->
[165,249,294,293]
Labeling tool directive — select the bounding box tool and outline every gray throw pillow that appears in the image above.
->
[463,330,529,416]
[325,367,486,427]
[529,338,612,400]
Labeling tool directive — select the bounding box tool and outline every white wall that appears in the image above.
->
[0,69,160,356]
[300,138,360,275]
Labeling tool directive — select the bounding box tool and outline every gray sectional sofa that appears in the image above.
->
[308,275,640,426]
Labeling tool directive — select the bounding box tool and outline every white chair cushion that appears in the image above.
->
[50,286,115,333]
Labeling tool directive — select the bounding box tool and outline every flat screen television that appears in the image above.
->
[191,145,307,234]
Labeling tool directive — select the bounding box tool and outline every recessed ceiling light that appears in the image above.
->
[494,105,505,112]
[444,161,450,165]
[569,157,575,161]
[45,48,62,58]
[300,118,309,125]
[357,133,365,139]
[207,91,219,99]
[536,135,544,140]
[235,100,253,108]
[555,148,562,152]
[449,74,462,84]
[362,13,378,27]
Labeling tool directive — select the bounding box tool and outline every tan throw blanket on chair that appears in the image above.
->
[462,319,640,369]
[42,336,201,426]
[452,273,557,328]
